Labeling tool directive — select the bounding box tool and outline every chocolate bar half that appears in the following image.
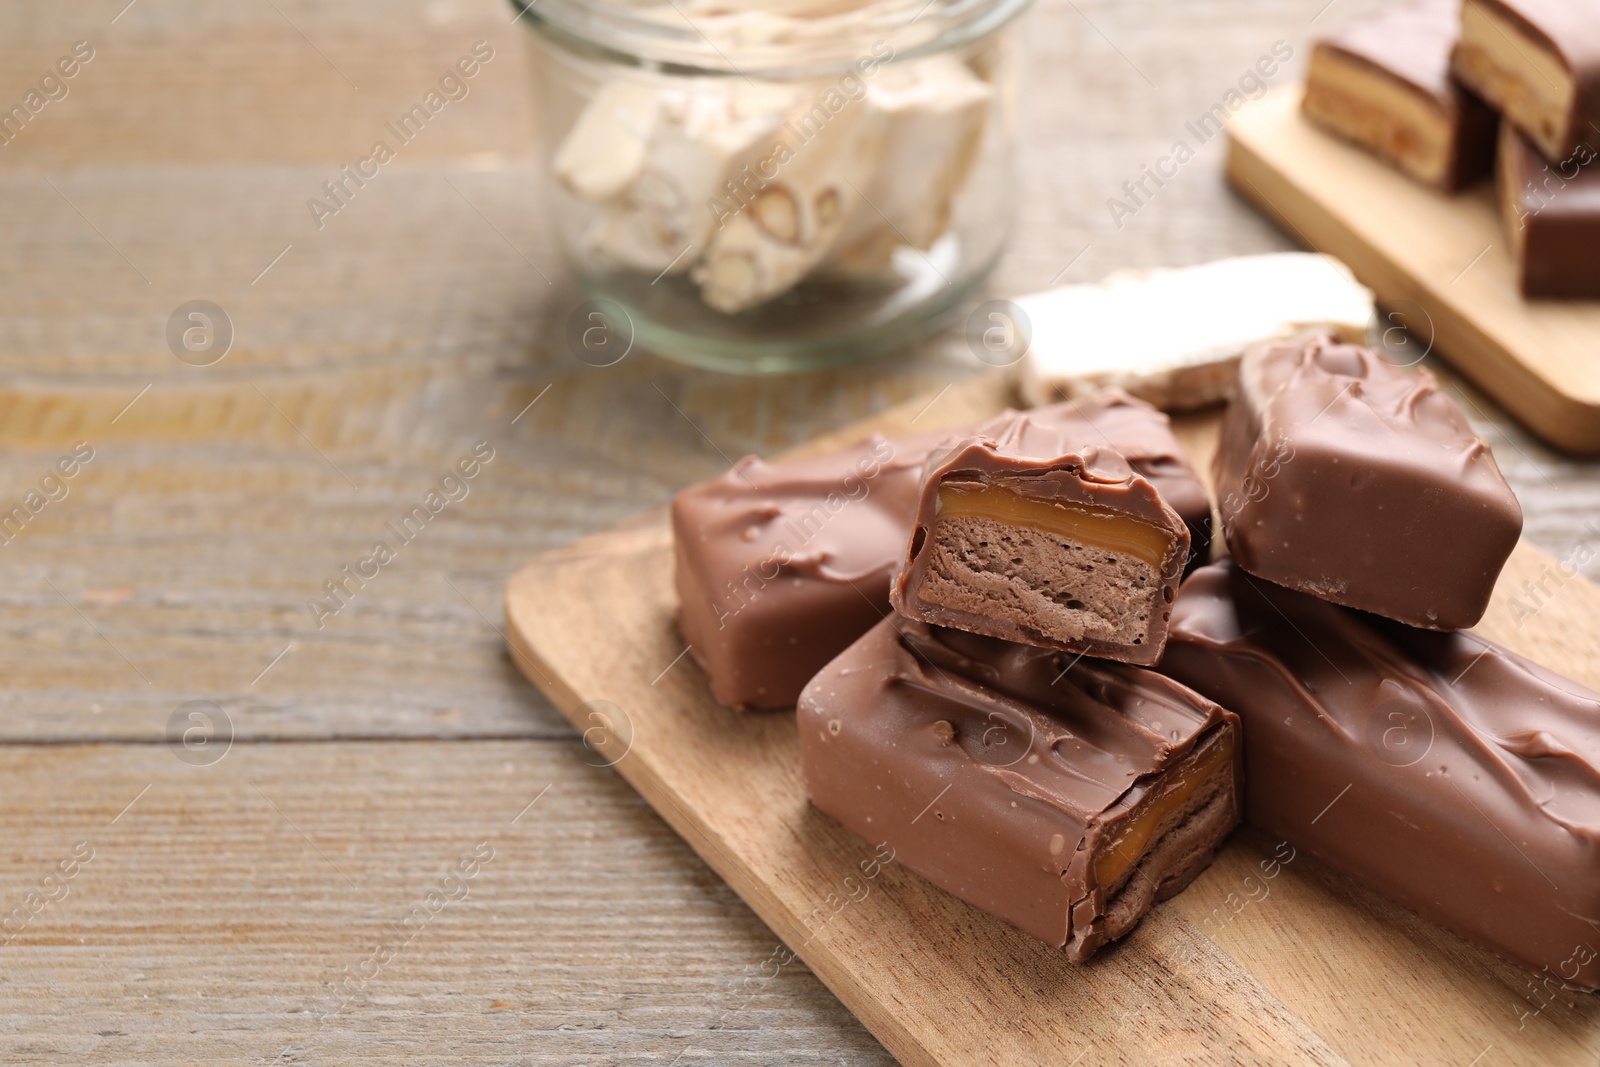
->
[1303,0,1497,190]
[1159,561,1600,991]
[672,395,1209,708]
[672,429,956,710]
[799,614,1242,962]
[1497,120,1600,298]
[890,405,1192,664]
[1452,0,1600,163]
[1215,333,1521,630]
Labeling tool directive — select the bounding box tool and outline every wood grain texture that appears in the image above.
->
[0,0,1596,1061]
[504,378,1600,1067]
[1227,85,1600,454]
[0,740,890,1066]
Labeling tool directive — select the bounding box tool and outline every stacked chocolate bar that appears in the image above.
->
[1302,0,1600,297]
[673,390,1244,960]
[671,332,1600,989]
[1165,333,1600,992]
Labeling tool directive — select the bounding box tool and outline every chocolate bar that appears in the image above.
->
[1214,333,1521,630]
[799,614,1241,962]
[1303,0,1497,190]
[1159,561,1600,991]
[1497,120,1600,298]
[1453,0,1600,163]
[671,429,955,710]
[890,404,1192,664]
[672,394,1210,708]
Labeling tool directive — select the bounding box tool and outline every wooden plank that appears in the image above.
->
[0,739,894,1065]
[505,377,1600,1066]
[1226,85,1600,455]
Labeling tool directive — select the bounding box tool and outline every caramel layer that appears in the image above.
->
[1094,731,1236,888]
[935,483,1175,570]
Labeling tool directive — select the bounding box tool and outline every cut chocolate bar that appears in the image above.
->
[1030,389,1214,575]
[672,429,956,710]
[1497,120,1600,298]
[891,405,1192,664]
[1452,0,1600,163]
[1215,333,1521,630]
[1303,0,1497,190]
[672,394,1209,708]
[799,614,1242,962]
[1159,561,1600,991]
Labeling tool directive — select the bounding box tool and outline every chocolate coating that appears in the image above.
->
[1498,121,1600,298]
[891,402,1194,664]
[1159,562,1600,991]
[672,429,956,710]
[671,392,1210,709]
[1215,333,1522,630]
[799,614,1241,962]
[1304,0,1497,190]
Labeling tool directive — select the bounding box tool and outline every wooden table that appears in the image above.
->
[1,1,1594,1063]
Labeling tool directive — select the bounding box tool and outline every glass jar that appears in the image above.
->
[514,0,1032,373]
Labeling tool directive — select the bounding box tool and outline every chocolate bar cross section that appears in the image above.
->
[1453,0,1600,164]
[671,392,1210,709]
[891,403,1193,665]
[799,614,1241,962]
[1302,0,1497,191]
[1159,561,1600,991]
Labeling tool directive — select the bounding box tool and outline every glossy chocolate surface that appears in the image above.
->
[672,429,955,709]
[672,392,1210,708]
[1214,333,1521,630]
[891,401,1194,663]
[1159,561,1600,991]
[799,614,1241,962]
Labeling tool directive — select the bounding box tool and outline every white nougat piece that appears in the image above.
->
[1017,254,1376,411]
[554,81,660,203]
[578,84,793,275]
[830,57,992,270]
[692,96,887,313]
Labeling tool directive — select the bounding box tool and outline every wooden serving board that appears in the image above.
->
[504,376,1600,1066]
[1228,85,1600,456]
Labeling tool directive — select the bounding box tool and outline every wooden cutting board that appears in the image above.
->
[1227,85,1600,456]
[504,375,1600,1066]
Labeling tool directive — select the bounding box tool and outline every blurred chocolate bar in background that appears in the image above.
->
[1453,0,1600,164]
[1497,120,1600,298]
[1304,0,1496,190]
